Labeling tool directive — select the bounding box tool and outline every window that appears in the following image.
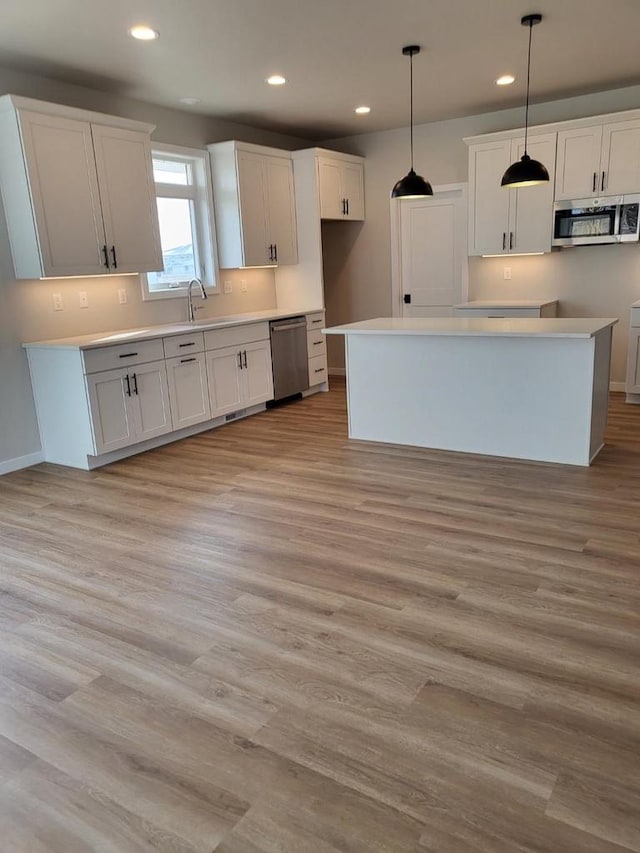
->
[141,144,218,300]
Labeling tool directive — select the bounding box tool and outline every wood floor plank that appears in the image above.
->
[0,382,638,851]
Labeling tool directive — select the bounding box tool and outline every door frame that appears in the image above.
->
[390,183,469,318]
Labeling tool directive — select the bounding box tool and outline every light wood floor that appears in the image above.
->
[1,380,640,852]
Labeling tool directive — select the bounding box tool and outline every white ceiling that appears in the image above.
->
[1,0,640,140]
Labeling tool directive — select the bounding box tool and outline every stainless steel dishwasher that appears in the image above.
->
[269,316,309,401]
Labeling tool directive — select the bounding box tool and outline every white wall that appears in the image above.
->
[321,84,640,380]
[0,65,308,470]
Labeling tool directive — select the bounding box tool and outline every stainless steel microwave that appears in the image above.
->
[552,194,640,246]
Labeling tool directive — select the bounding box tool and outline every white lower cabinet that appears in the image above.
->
[24,313,329,470]
[165,353,211,429]
[626,326,640,395]
[86,360,171,455]
[206,337,273,417]
[206,346,245,416]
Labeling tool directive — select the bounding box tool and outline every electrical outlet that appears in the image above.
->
[118,288,128,305]
[224,280,233,294]
[241,279,247,293]
[78,291,89,308]
[52,293,64,311]
[503,267,512,280]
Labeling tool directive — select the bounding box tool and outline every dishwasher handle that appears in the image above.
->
[271,321,307,332]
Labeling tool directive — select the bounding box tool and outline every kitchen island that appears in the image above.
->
[324,317,617,466]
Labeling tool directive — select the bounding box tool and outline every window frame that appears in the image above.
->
[141,142,219,301]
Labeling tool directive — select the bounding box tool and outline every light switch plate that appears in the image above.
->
[503,267,512,280]
[118,288,128,305]
[241,279,247,292]
[224,280,232,294]
[52,293,63,311]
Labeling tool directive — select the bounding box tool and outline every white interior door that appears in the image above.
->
[393,187,468,318]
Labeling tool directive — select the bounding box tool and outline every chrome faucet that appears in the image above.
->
[187,278,207,322]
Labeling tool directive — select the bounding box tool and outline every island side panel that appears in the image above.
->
[344,333,595,466]
[589,326,613,462]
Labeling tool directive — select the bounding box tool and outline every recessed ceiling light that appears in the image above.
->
[355,106,371,115]
[179,97,200,105]
[496,74,515,86]
[266,75,286,86]
[129,25,159,41]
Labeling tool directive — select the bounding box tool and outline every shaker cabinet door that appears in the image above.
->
[86,368,136,455]
[91,124,163,274]
[18,110,107,277]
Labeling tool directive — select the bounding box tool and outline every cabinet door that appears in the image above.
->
[129,361,172,441]
[264,155,298,265]
[86,368,136,455]
[236,150,269,265]
[91,124,163,274]
[206,346,244,416]
[468,140,511,255]
[510,133,556,254]
[318,158,344,219]
[627,328,640,392]
[242,340,274,407]
[342,162,365,220]
[601,119,640,195]
[18,110,107,277]
[165,353,211,430]
[555,125,603,199]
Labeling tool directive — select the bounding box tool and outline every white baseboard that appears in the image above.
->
[610,381,626,392]
[0,450,44,476]
[329,367,346,377]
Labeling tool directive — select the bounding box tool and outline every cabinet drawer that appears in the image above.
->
[205,322,269,351]
[306,312,325,331]
[631,307,640,328]
[83,338,164,374]
[163,331,205,359]
[307,328,326,357]
[308,354,328,386]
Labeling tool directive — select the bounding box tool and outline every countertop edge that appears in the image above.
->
[23,307,325,351]
[323,318,618,339]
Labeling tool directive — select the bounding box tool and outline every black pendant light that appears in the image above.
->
[501,14,550,188]
[391,45,433,198]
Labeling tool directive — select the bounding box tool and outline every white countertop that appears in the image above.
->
[24,307,323,351]
[454,299,558,309]
[323,317,618,338]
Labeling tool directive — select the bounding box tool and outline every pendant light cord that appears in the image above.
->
[524,19,533,155]
[409,50,414,171]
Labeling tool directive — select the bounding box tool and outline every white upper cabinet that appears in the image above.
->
[318,152,365,220]
[556,118,640,199]
[0,95,163,279]
[91,125,162,274]
[468,133,556,256]
[209,140,298,268]
[468,139,511,256]
[601,119,640,195]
